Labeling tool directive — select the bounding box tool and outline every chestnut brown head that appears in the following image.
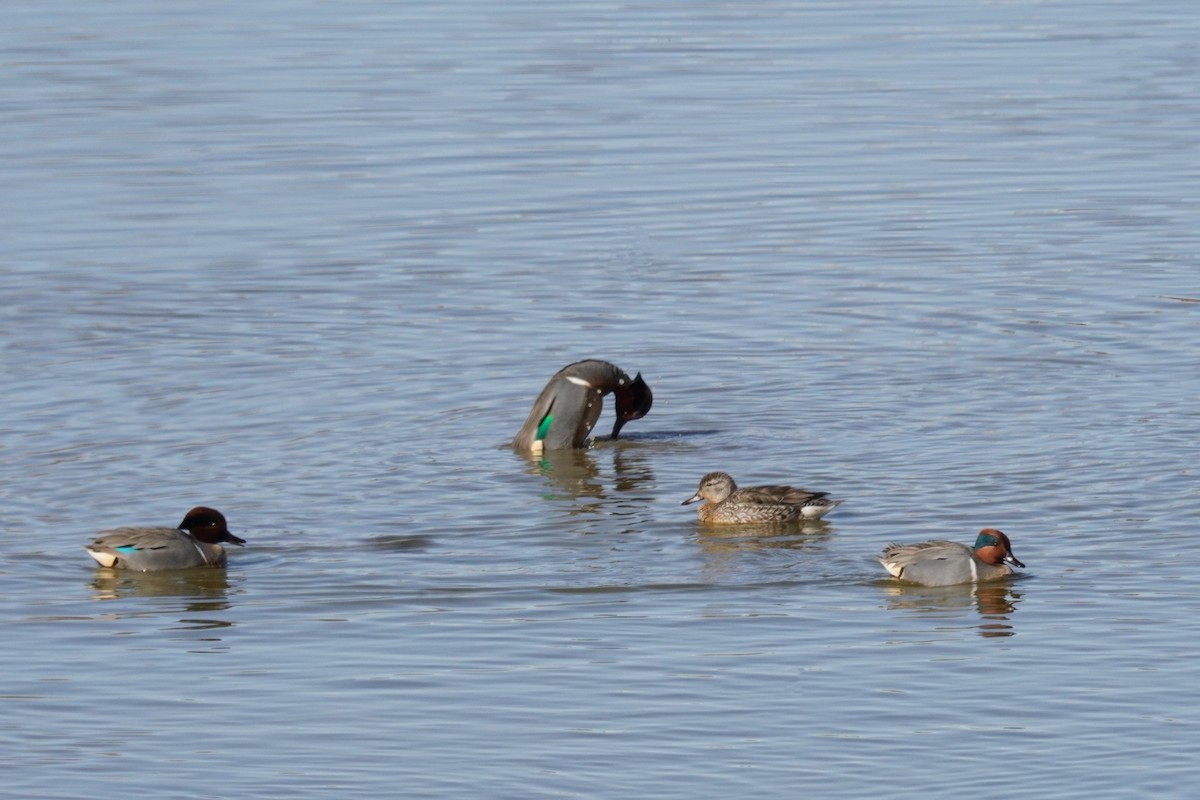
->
[179,506,246,547]
[972,528,1023,568]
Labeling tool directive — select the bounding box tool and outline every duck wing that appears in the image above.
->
[735,484,828,505]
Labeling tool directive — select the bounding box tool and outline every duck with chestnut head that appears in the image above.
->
[878,528,1025,587]
[513,360,653,452]
[84,507,245,571]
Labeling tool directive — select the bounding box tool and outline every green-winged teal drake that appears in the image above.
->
[513,359,653,452]
[878,528,1025,587]
[681,471,843,524]
[84,507,245,571]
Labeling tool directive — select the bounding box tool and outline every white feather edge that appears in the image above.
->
[84,546,118,568]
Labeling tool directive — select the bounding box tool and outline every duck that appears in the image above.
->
[877,528,1025,587]
[513,359,653,452]
[84,507,245,571]
[681,471,842,524]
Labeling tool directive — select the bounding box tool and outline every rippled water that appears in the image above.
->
[4,1,1200,797]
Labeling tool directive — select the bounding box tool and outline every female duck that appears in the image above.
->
[681,471,842,524]
[513,359,653,452]
[84,507,245,571]
[878,528,1024,587]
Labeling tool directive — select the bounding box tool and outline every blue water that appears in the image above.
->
[3,1,1200,797]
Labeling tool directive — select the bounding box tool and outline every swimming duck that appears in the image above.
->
[877,528,1025,587]
[681,471,843,524]
[84,507,245,571]
[513,359,653,452]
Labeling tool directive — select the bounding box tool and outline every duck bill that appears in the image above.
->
[223,532,247,547]
[681,493,703,506]
[1005,553,1025,568]
[611,415,629,440]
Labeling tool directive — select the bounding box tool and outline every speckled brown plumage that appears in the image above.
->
[681,471,842,524]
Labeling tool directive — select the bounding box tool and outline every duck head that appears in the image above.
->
[681,472,736,505]
[973,528,1023,568]
[179,506,246,546]
[610,372,653,439]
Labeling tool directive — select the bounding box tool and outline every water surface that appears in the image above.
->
[3,1,1199,797]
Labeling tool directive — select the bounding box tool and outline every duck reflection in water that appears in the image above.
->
[693,519,835,581]
[880,581,1022,638]
[696,519,835,553]
[515,443,656,508]
[513,360,653,453]
[89,568,235,630]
